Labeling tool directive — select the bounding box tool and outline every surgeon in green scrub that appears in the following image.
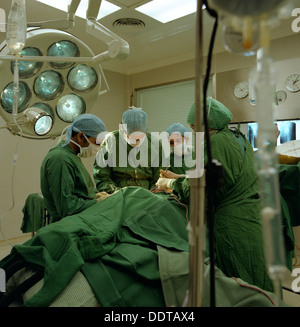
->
[40,113,107,223]
[164,123,195,176]
[157,97,273,292]
[93,107,166,194]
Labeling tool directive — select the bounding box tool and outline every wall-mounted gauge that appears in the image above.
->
[234,81,249,98]
[276,90,287,104]
[285,73,300,92]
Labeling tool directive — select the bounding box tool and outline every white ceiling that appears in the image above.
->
[0,0,298,75]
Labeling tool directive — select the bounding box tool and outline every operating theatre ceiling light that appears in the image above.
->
[0,0,130,139]
[0,29,105,139]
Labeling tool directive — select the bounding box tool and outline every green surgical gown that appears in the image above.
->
[40,142,97,222]
[168,149,195,175]
[93,130,166,193]
[173,127,273,292]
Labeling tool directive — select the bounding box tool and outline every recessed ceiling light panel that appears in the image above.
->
[135,0,197,23]
[35,0,121,20]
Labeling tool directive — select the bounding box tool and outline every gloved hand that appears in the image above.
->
[156,177,176,190]
[96,192,112,202]
[159,169,185,179]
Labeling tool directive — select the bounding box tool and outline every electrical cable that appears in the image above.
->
[170,193,189,223]
[202,0,219,308]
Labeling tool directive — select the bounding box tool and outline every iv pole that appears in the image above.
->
[188,0,290,307]
[188,0,206,307]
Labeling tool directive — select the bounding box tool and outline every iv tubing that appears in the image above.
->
[12,55,19,116]
[254,45,287,300]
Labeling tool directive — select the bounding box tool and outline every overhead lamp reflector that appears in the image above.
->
[34,70,64,100]
[31,102,54,119]
[1,81,31,113]
[56,94,86,122]
[67,64,98,92]
[11,47,43,78]
[135,0,197,23]
[35,0,121,20]
[47,40,80,68]
[23,107,53,136]
[35,115,53,135]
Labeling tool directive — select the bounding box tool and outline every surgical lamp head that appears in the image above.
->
[0,29,103,139]
[23,107,53,136]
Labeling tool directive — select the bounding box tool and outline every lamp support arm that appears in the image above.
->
[86,0,102,20]
[27,0,81,29]
[26,0,129,62]
[85,0,129,60]
[86,19,129,60]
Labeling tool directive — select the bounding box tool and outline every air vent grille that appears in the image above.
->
[113,18,145,31]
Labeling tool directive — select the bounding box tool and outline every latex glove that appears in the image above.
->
[159,169,185,179]
[156,177,176,190]
[96,192,112,202]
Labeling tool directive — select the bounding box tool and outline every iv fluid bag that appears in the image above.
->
[6,0,27,54]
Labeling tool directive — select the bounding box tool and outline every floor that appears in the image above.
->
[0,234,31,260]
[1,234,300,307]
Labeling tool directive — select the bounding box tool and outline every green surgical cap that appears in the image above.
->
[166,123,189,136]
[122,108,148,134]
[187,97,232,130]
[63,113,106,146]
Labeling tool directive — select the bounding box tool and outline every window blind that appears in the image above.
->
[136,78,213,134]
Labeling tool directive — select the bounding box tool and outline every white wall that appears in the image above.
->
[125,33,300,131]
[215,34,300,123]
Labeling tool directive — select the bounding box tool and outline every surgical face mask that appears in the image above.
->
[120,126,146,148]
[128,135,146,148]
[80,142,99,158]
[125,136,137,146]
[172,142,188,157]
[70,134,99,158]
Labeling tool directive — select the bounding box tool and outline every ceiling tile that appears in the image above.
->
[109,0,151,9]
